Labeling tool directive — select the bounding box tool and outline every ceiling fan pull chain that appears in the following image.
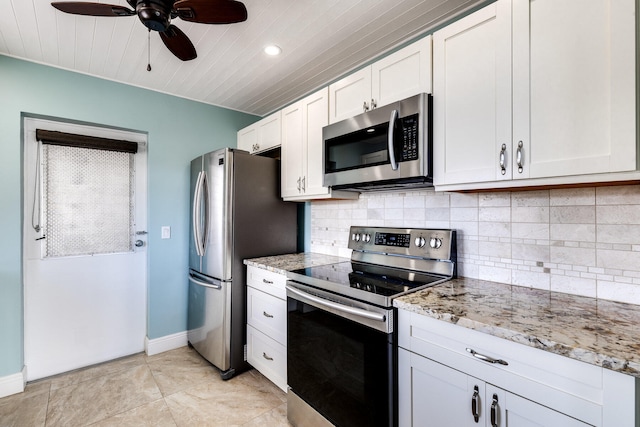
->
[147,29,152,72]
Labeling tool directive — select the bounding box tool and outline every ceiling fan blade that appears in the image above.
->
[173,0,247,24]
[159,25,197,61]
[51,2,135,16]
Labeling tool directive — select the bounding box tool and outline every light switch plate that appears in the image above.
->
[161,226,171,239]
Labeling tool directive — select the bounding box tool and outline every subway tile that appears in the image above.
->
[479,192,511,207]
[425,207,450,221]
[596,280,640,305]
[512,270,550,291]
[511,206,549,223]
[450,192,478,208]
[478,241,511,259]
[597,249,640,271]
[550,206,595,224]
[549,188,595,206]
[550,246,596,267]
[425,220,450,229]
[425,193,451,208]
[479,206,510,222]
[550,275,597,297]
[550,223,595,242]
[450,207,478,222]
[511,190,549,207]
[403,194,425,209]
[479,265,512,284]
[451,221,479,236]
[597,205,640,224]
[479,221,510,238]
[596,185,640,205]
[512,243,550,263]
[512,222,549,240]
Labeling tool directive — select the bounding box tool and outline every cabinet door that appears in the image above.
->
[433,1,512,186]
[237,124,257,153]
[484,384,591,427]
[301,88,330,197]
[399,348,480,427]
[256,111,281,154]
[281,101,304,198]
[512,0,636,179]
[372,36,432,109]
[328,67,371,124]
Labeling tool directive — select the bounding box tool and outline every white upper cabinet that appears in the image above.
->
[434,0,637,190]
[329,37,432,124]
[281,88,358,201]
[237,111,281,155]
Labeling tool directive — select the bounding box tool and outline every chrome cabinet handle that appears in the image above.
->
[490,394,499,427]
[371,98,377,109]
[499,144,506,175]
[471,385,480,423]
[516,141,524,173]
[363,101,369,112]
[388,109,399,171]
[262,278,273,285]
[301,176,306,192]
[466,348,508,365]
[262,352,273,361]
[296,177,301,192]
[263,311,274,318]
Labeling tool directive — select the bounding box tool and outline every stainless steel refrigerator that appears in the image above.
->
[188,148,297,379]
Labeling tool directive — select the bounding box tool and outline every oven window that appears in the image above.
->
[287,297,396,427]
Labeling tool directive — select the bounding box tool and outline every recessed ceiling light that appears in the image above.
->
[264,45,282,56]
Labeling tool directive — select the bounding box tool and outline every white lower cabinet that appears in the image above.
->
[398,309,638,427]
[246,266,288,391]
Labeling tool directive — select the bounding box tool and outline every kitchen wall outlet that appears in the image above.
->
[161,226,171,239]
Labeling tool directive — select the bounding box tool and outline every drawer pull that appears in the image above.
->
[466,348,508,366]
[263,311,274,318]
[262,352,273,361]
[471,385,480,423]
[263,278,274,285]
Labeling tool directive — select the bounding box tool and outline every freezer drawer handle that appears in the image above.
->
[189,274,222,290]
[263,311,274,318]
[262,278,274,285]
[286,285,386,323]
[262,352,273,361]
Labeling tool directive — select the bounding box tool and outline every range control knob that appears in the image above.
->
[429,237,443,249]
[352,233,360,242]
[414,237,426,248]
[363,234,371,243]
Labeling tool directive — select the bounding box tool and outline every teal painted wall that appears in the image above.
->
[0,54,259,377]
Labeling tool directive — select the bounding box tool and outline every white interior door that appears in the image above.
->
[23,117,147,381]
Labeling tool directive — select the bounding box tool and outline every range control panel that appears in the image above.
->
[348,226,456,261]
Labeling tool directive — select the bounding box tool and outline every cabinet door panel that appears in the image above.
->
[433,2,512,186]
[513,0,636,179]
[372,36,432,109]
[237,125,257,153]
[303,88,330,197]
[504,390,591,426]
[281,101,304,198]
[329,68,371,124]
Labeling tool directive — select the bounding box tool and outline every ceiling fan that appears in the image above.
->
[51,0,248,61]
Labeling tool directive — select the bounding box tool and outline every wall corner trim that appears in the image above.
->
[0,367,26,399]
[145,331,188,356]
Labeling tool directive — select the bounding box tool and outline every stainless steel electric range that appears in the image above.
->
[286,226,457,427]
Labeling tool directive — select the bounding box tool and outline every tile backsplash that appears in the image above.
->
[310,185,640,305]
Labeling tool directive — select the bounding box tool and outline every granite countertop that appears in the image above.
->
[244,252,348,276]
[395,277,640,378]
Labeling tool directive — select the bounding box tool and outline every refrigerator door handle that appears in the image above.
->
[200,171,209,256]
[192,171,204,257]
[189,272,222,290]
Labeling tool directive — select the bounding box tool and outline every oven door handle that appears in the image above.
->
[286,285,387,323]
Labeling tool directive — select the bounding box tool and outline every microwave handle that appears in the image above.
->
[388,109,399,171]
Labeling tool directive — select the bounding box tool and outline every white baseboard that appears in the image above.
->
[145,331,188,356]
[0,366,26,399]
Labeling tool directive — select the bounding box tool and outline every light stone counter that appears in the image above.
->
[244,252,348,276]
[394,277,640,378]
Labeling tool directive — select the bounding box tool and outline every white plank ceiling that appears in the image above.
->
[1,0,485,116]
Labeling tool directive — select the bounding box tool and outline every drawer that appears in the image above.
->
[247,325,287,392]
[246,266,287,299]
[246,287,286,345]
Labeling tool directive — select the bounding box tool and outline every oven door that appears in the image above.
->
[286,282,397,427]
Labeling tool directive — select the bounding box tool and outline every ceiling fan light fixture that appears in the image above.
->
[136,0,172,32]
[264,45,282,56]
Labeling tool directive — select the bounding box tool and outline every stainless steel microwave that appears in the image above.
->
[322,93,432,191]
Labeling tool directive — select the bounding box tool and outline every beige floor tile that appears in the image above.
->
[164,370,285,427]
[0,384,49,427]
[45,364,162,427]
[241,403,291,427]
[49,353,147,391]
[147,347,220,397]
[88,399,177,427]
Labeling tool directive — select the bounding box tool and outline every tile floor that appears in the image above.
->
[0,346,291,427]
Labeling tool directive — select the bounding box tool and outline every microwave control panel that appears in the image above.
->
[399,114,419,162]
